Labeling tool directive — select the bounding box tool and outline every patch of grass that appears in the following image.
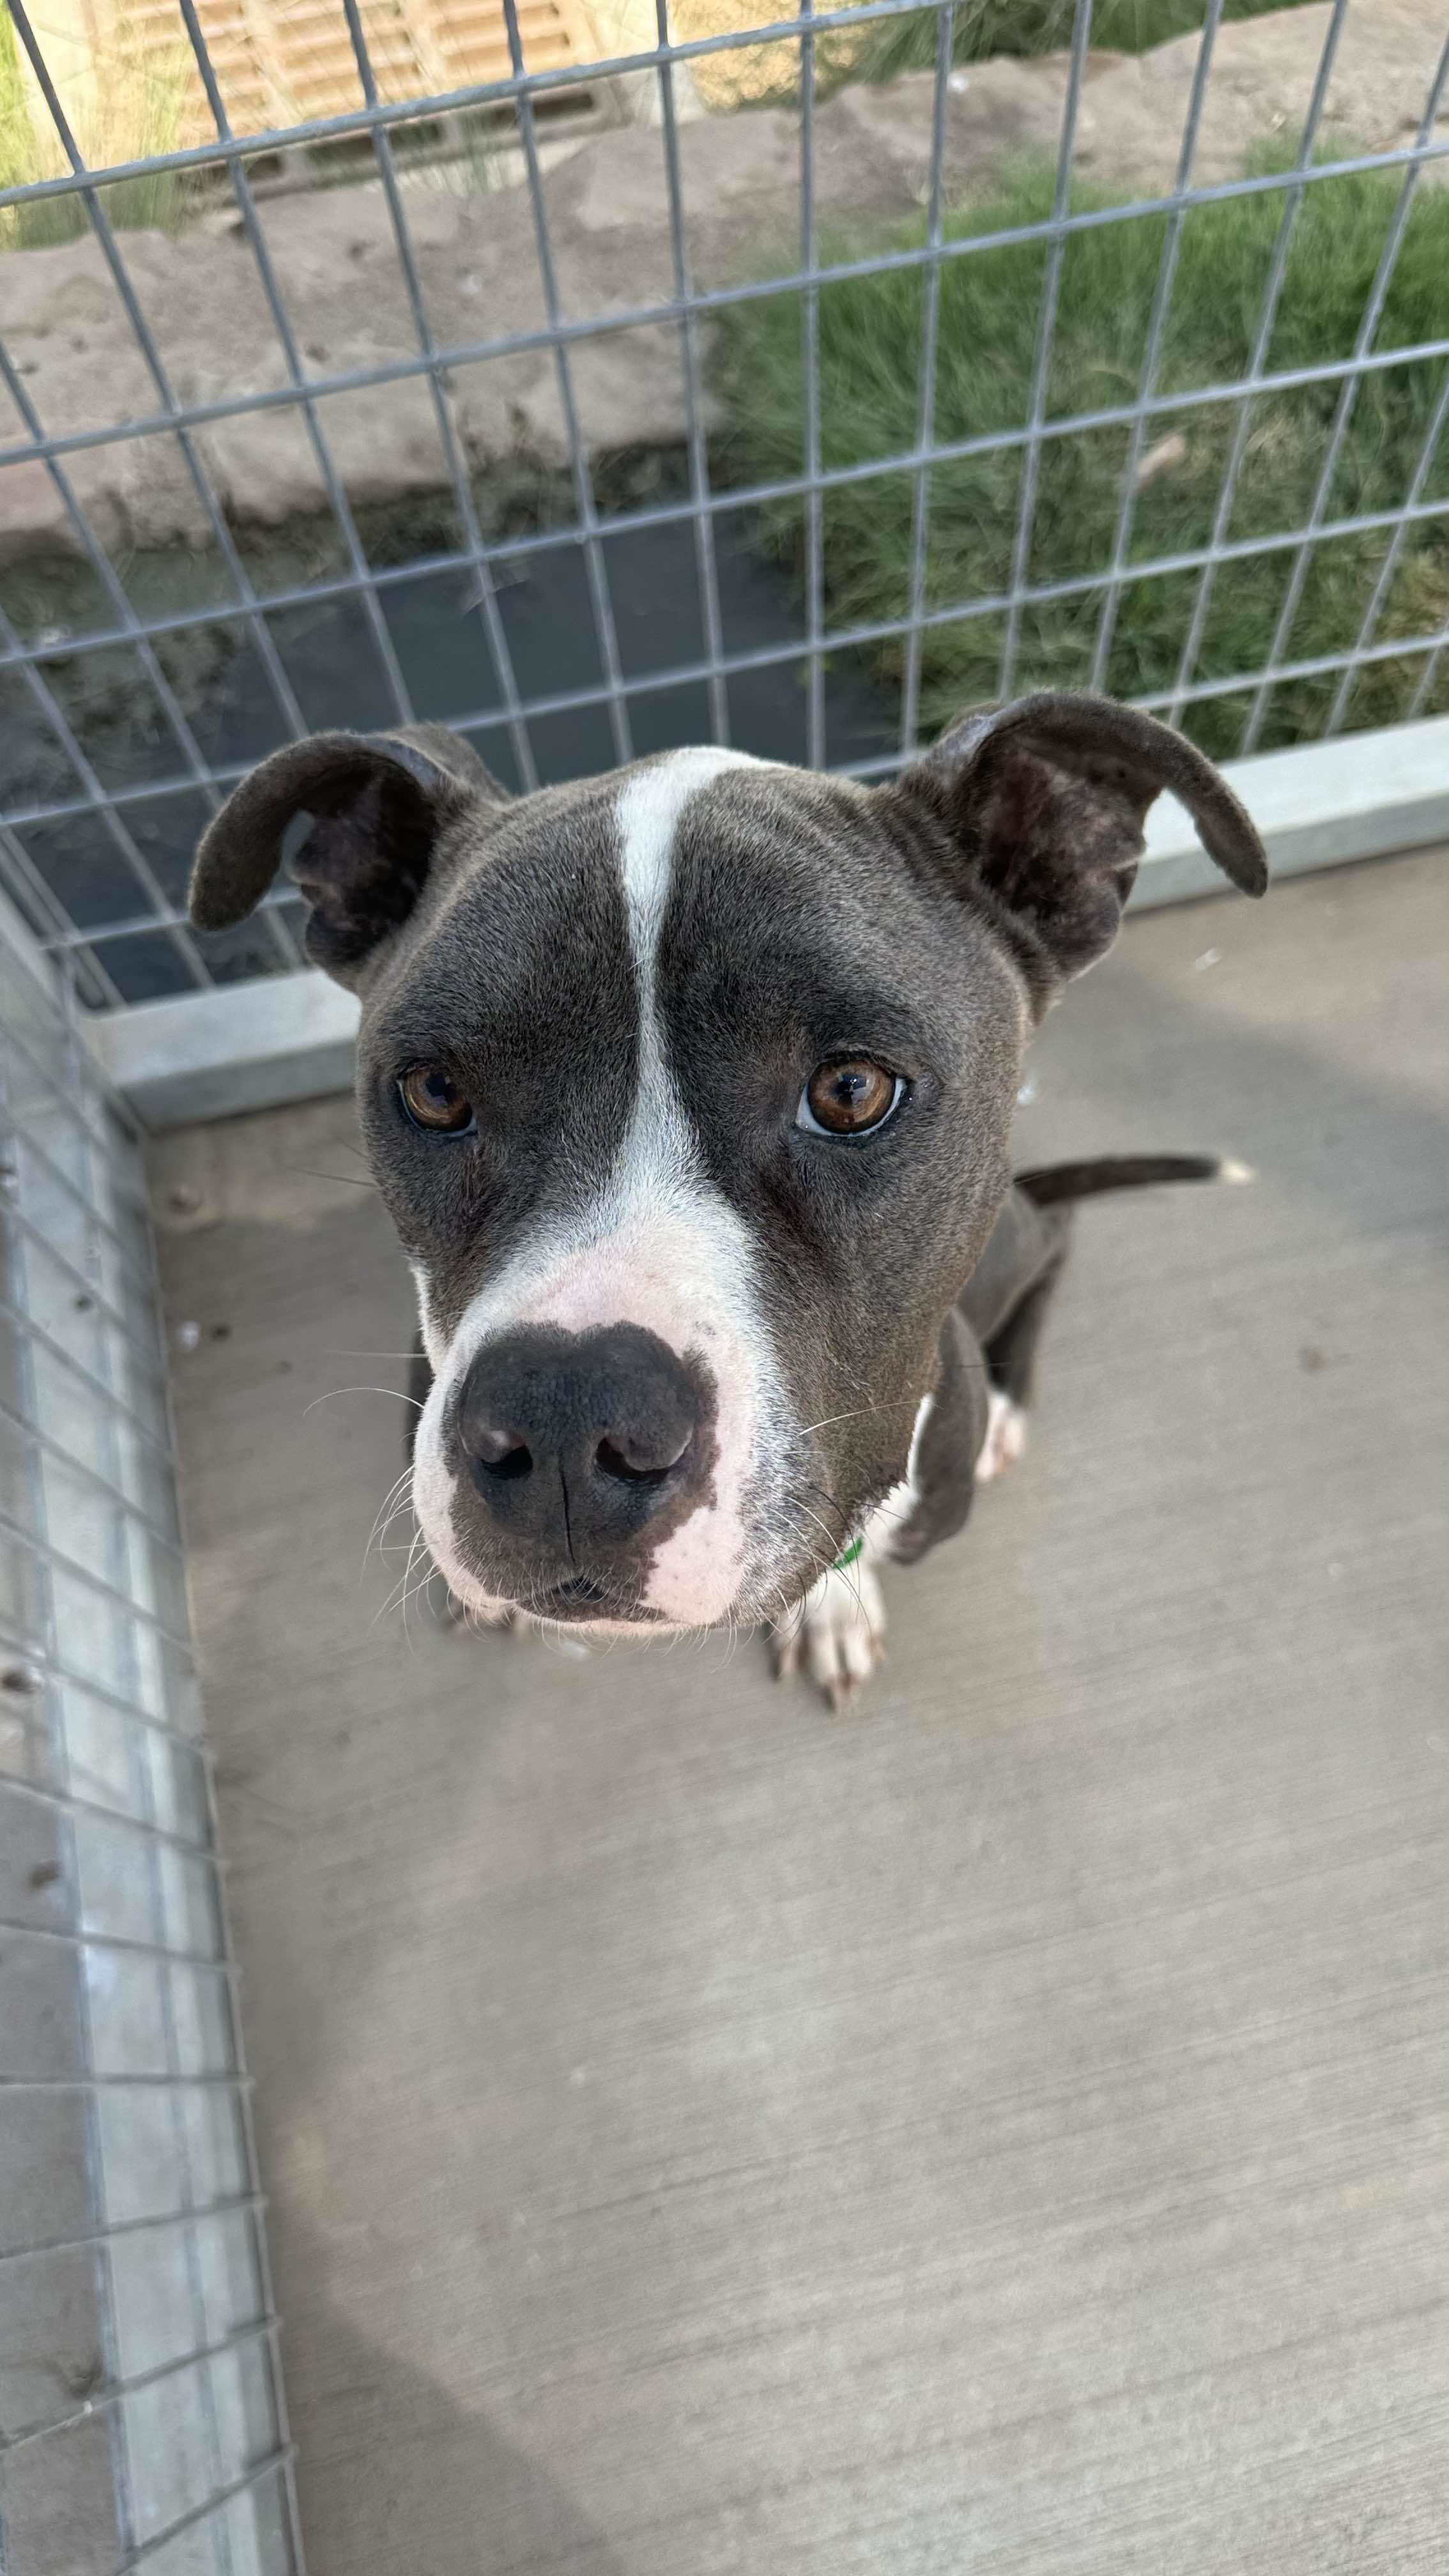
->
[834,0,1321,93]
[711,160,1449,753]
[0,8,192,250]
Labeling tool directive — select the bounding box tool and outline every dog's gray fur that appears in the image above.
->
[190,694,1266,1700]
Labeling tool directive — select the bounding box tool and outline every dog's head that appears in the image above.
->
[191,697,1264,1633]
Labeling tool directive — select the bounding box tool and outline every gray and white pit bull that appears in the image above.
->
[190,694,1267,1706]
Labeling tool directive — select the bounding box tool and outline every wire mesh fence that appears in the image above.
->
[0,8,1445,2552]
[0,923,303,2572]
[1,0,1448,1015]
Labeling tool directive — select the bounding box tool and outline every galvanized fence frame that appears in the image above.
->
[0,0,1447,1027]
[0,901,304,2572]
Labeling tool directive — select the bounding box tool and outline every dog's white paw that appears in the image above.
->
[975,1388,1028,1485]
[772,1559,886,1712]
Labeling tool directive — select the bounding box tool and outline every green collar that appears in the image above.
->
[832,1535,864,1572]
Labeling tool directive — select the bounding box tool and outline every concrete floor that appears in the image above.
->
[151,850,1449,2576]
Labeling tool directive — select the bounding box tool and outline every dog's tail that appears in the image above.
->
[1013,1153,1254,1207]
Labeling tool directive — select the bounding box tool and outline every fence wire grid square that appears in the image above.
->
[1,0,1448,1013]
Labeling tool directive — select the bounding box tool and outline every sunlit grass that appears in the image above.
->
[712,158,1449,752]
[0,8,192,250]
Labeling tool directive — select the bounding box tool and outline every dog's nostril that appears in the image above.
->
[456,1328,705,1546]
[470,1427,532,1480]
[595,1430,691,1485]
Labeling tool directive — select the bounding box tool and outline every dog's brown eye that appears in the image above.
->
[797,1057,903,1138]
[399,1064,474,1134]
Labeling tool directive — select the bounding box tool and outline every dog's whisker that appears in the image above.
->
[382,1541,425,1615]
[372,1525,435,1637]
[370,1500,416,1563]
[372,1568,417,1630]
[789,1499,870,1617]
[795,1476,853,1530]
[371,1524,417,1566]
[399,1527,429,1645]
[768,1504,835,1586]
[399,1571,438,1629]
[758,1570,807,1640]
[376,1528,422,1561]
[799,1395,926,1436]
[305,1385,424,1417]
[364,1466,415,1568]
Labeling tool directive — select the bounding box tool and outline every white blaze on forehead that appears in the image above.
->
[618,747,750,969]
[411,745,795,1632]
[615,745,758,1142]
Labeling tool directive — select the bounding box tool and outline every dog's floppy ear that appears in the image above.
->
[189,723,507,984]
[891,691,1267,999]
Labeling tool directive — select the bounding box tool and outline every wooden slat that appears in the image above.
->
[88,0,583,151]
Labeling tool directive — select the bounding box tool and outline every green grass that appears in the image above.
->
[711,160,1449,753]
[0,7,191,250]
[832,0,1321,93]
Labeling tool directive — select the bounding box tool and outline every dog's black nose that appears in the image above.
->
[456,1324,707,1553]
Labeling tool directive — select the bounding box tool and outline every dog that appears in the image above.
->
[189,692,1267,1706]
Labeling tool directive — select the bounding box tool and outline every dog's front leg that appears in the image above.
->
[772,1552,889,1712]
[773,1312,989,1711]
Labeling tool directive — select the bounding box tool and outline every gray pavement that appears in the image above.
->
[151,847,1449,2575]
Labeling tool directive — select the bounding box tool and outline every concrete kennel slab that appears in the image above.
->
[151,847,1449,2576]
